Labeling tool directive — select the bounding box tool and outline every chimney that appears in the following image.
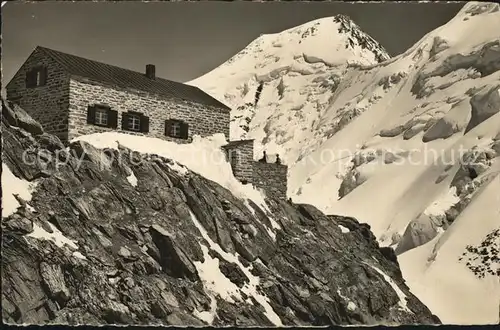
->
[145,64,156,79]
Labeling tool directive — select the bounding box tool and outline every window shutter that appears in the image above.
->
[25,70,35,88]
[87,105,96,124]
[40,67,48,86]
[140,115,150,133]
[121,113,130,130]
[165,119,173,136]
[108,109,118,129]
[180,122,189,140]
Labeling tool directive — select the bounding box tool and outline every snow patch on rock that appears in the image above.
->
[366,263,413,314]
[2,164,37,217]
[25,223,87,260]
[189,210,283,326]
[126,172,138,187]
[339,225,350,233]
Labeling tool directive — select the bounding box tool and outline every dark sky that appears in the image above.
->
[2,1,464,85]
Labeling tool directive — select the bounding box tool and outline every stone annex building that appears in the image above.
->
[6,46,288,200]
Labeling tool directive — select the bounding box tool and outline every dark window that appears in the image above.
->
[26,67,47,88]
[86,105,118,128]
[122,112,149,133]
[165,119,189,139]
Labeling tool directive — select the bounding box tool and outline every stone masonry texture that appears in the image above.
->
[6,48,71,143]
[222,140,288,200]
[223,140,254,183]
[68,78,230,142]
[252,162,288,201]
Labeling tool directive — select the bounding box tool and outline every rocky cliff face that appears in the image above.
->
[1,100,439,326]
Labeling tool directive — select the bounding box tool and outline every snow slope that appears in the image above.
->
[287,1,500,232]
[399,172,500,324]
[190,2,500,323]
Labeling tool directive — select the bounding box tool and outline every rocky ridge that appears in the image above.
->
[2,100,439,326]
[332,14,390,64]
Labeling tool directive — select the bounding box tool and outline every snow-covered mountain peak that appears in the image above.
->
[331,14,390,63]
[269,14,391,65]
[189,15,390,109]
[458,1,499,17]
[188,15,392,162]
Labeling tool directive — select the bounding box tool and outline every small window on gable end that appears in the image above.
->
[26,71,36,88]
[36,71,42,86]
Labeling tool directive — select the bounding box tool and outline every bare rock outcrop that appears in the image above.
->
[412,40,500,99]
[395,214,441,255]
[422,100,471,143]
[465,85,500,133]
